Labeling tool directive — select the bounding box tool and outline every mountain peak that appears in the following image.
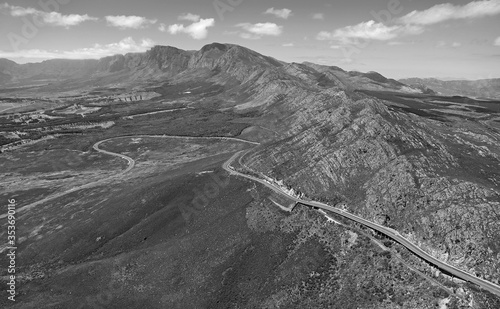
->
[200,42,233,53]
[0,43,421,94]
[149,45,186,53]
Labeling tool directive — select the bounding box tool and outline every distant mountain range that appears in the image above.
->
[0,43,425,97]
[3,44,499,101]
[2,43,500,307]
[399,77,500,100]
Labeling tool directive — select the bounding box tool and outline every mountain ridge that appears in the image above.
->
[400,77,500,100]
[0,43,421,96]
[2,42,500,308]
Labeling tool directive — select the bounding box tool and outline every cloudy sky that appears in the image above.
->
[0,0,499,79]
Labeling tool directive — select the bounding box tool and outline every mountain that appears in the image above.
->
[399,77,500,100]
[2,43,500,307]
[240,77,500,307]
[0,58,20,84]
[0,46,194,86]
[0,44,281,86]
[0,44,423,95]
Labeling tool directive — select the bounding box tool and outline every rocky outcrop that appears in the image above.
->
[244,89,500,282]
[2,43,498,283]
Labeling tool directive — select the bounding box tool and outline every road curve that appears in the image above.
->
[223,152,500,297]
[1,139,138,218]
[93,139,135,173]
[7,132,500,296]
[2,135,258,219]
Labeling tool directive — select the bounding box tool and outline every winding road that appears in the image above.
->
[93,138,136,173]
[1,135,258,219]
[222,150,500,297]
[4,133,500,297]
[1,139,137,219]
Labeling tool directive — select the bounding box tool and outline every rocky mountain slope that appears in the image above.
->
[2,43,500,307]
[243,87,500,286]
[400,77,500,100]
[2,48,499,280]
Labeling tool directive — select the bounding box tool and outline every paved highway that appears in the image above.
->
[7,133,500,296]
[93,138,136,173]
[1,138,138,218]
[223,151,500,297]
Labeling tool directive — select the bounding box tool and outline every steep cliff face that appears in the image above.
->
[144,45,192,72]
[186,43,283,84]
[0,46,194,86]
[244,90,500,282]
[97,55,126,73]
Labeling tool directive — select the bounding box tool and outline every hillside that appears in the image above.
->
[0,44,422,94]
[1,43,500,308]
[400,77,500,100]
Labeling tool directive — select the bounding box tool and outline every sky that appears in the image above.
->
[0,0,499,79]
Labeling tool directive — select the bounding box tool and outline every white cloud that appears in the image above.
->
[239,32,261,40]
[495,37,500,46]
[312,13,324,20]
[0,3,97,27]
[105,15,157,29]
[282,43,294,47]
[316,0,500,47]
[236,22,283,39]
[264,8,293,19]
[317,20,423,44]
[436,40,447,48]
[178,13,200,22]
[387,41,415,46]
[166,18,215,39]
[435,41,462,48]
[398,0,500,25]
[0,37,155,60]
